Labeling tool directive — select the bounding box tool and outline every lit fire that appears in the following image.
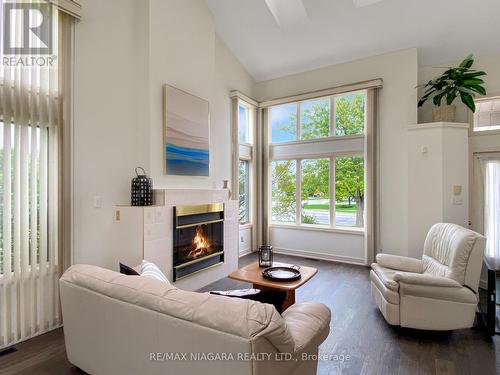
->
[188,226,211,259]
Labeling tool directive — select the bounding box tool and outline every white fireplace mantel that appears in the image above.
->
[113,189,239,291]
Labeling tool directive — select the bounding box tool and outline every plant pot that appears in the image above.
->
[432,105,456,122]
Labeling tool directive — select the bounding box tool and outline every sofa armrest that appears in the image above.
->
[394,273,462,288]
[281,301,331,354]
[375,254,423,273]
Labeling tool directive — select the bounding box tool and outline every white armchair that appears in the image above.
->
[370,223,486,330]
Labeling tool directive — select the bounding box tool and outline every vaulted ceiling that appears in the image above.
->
[206,0,500,81]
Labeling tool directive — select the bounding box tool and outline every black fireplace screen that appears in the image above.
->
[173,203,224,281]
[174,222,223,266]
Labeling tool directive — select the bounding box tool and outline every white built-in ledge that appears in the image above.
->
[408,122,469,131]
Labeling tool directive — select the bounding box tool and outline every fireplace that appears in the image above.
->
[173,203,224,281]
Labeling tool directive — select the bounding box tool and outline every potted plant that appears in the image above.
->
[418,54,487,122]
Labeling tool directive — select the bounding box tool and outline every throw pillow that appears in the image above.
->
[119,262,140,276]
[140,260,170,284]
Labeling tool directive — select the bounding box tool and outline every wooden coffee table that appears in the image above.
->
[228,261,318,311]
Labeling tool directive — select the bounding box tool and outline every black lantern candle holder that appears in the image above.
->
[131,167,153,206]
[259,245,274,268]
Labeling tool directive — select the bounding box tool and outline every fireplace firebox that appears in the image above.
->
[173,203,224,281]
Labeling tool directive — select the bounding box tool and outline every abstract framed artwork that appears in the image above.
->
[163,84,210,176]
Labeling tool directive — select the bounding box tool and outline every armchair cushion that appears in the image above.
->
[370,263,418,292]
[399,283,478,304]
[393,273,462,288]
[281,301,331,354]
[375,254,423,273]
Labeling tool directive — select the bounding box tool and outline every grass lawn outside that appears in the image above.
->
[303,202,357,213]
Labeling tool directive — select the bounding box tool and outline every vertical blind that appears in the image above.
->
[0,1,62,349]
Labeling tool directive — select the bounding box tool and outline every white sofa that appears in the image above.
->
[370,223,486,330]
[60,264,331,375]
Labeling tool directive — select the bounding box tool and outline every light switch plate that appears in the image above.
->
[93,196,102,208]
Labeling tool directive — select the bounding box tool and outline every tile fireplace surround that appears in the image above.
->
[114,189,239,291]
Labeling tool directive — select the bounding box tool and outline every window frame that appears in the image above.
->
[267,89,368,233]
[232,95,257,231]
[471,95,500,136]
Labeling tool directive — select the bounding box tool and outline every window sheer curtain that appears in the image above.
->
[0,1,75,349]
[481,156,500,269]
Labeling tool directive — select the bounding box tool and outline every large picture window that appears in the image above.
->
[268,90,367,230]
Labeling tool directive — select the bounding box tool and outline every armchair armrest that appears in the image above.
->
[393,273,462,288]
[282,301,331,353]
[375,254,423,273]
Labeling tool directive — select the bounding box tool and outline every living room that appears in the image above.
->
[0,0,500,374]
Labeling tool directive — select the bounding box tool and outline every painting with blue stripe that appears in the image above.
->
[164,85,209,176]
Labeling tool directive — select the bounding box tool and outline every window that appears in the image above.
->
[233,96,256,229]
[271,160,297,223]
[0,122,49,273]
[301,159,330,225]
[270,103,296,143]
[270,92,366,143]
[268,89,367,230]
[239,160,250,224]
[474,98,500,132]
[0,5,75,347]
[238,104,250,143]
[335,156,364,227]
[482,158,500,267]
[270,156,364,228]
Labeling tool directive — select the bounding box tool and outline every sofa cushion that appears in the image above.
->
[60,264,295,353]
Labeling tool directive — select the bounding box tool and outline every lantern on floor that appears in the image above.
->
[259,245,274,268]
[131,167,153,206]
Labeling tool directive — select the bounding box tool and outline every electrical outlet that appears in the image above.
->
[115,210,121,222]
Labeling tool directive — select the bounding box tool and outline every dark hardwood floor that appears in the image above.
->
[0,253,498,375]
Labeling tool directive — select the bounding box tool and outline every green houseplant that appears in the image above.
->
[418,54,487,121]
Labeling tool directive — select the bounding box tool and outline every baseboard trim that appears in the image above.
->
[272,247,367,266]
[239,249,253,258]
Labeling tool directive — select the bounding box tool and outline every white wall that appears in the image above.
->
[407,124,469,258]
[256,49,419,259]
[73,0,147,267]
[73,0,256,268]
